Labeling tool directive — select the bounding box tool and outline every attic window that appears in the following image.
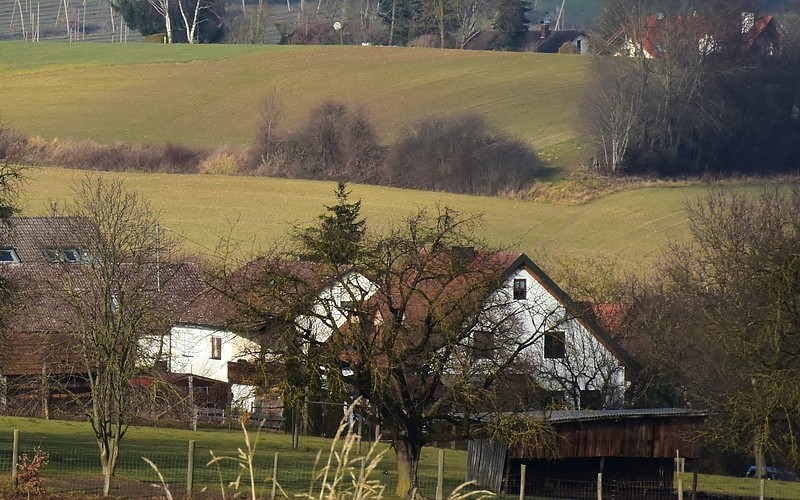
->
[45,247,83,263]
[513,278,527,300]
[544,331,566,359]
[0,248,20,263]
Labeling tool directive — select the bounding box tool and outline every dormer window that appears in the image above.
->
[0,248,20,263]
[513,278,527,300]
[45,247,84,263]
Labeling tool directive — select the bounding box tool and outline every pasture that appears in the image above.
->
[20,167,776,272]
[0,415,468,497]
[0,42,589,169]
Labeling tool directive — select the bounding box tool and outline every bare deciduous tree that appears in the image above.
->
[147,0,173,42]
[52,176,180,495]
[237,207,590,498]
[626,186,800,475]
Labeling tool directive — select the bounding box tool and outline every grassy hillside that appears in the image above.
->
[20,167,762,272]
[0,42,589,169]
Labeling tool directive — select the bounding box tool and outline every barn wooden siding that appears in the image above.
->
[467,439,507,493]
[509,415,705,460]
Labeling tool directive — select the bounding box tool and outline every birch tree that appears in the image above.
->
[147,0,173,42]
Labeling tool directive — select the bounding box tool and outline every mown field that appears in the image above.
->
[0,42,787,271]
[0,42,589,169]
[20,167,779,272]
[3,416,800,499]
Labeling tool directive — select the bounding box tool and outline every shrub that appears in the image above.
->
[383,114,544,195]
[409,33,439,48]
[17,446,49,496]
[289,18,338,45]
[43,139,205,173]
[253,100,385,183]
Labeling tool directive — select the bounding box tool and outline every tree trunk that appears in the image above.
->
[394,437,423,499]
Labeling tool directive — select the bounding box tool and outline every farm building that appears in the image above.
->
[468,408,707,498]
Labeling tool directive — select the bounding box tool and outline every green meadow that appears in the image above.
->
[0,42,588,169]
[20,167,776,272]
[0,415,467,497]
[0,41,786,269]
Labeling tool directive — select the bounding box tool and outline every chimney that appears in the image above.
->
[540,22,551,39]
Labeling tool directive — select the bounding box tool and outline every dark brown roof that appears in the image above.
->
[0,260,205,375]
[0,217,94,264]
[526,29,585,53]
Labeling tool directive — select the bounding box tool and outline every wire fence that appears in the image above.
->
[0,432,469,499]
[1,431,795,499]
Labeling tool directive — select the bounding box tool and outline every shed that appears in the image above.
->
[468,408,707,497]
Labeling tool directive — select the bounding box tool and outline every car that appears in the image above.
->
[746,466,799,481]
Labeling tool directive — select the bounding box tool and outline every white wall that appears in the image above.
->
[491,266,626,408]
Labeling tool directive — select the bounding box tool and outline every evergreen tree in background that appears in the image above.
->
[494,0,529,50]
[298,182,366,265]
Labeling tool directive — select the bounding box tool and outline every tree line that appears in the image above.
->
[583,0,800,175]
[110,0,534,48]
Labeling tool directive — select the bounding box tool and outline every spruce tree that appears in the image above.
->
[299,182,366,265]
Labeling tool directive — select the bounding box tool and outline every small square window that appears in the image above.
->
[0,248,20,263]
[211,337,222,360]
[544,331,566,359]
[472,331,495,360]
[513,279,527,300]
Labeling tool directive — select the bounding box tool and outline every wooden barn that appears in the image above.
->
[467,409,707,498]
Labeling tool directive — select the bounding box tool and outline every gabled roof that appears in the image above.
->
[0,256,205,376]
[526,29,585,53]
[637,12,778,59]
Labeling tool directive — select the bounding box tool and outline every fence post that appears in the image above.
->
[271,452,279,500]
[11,429,19,493]
[187,440,196,497]
[436,449,444,500]
[759,478,765,500]
[677,477,683,500]
[519,464,526,500]
[357,416,363,454]
[597,472,602,500]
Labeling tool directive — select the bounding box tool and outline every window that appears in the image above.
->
[579,389,604,410]
[513,278,527,300]
[211,337,222,360]
[45,247,84,263]
[0,248,20,263]
[472,331,495,360]
[544,331,566,359]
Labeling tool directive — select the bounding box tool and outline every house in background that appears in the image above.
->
[464,23,589,54]
[625,12,781,59]
[526,23,590,54]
